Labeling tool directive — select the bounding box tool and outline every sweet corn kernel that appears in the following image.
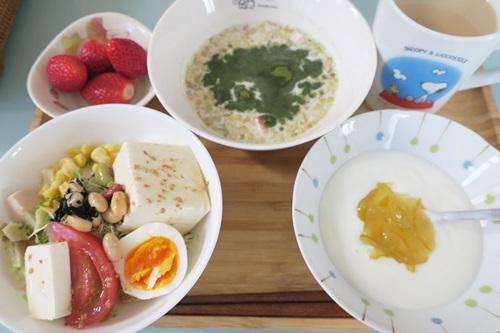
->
[67,147,81,158]
[39,184,49,196]
[55,169,70,182]
[58,181,69,196]
[73,153,87,167]
[81,144,95,158]
[45,200,60,211]
[61,163,79,177]
[104,143,120,154]
[91,147,111,164]
[42,186,59,199]
[59,157,74,167]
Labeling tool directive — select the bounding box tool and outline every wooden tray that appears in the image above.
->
[30,86,500,331]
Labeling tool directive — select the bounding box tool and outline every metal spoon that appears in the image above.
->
[427,208,500,223]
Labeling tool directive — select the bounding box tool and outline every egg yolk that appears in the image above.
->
[124,236,178,290]
[357,182,436,272]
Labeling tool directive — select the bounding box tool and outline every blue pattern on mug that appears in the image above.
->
[378,56,461,110]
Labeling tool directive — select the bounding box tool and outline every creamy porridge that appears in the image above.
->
[185,21,338,144]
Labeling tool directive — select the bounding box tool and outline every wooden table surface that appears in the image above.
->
[31,86,500,331]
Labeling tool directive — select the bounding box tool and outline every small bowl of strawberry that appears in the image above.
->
[27,12,155,118]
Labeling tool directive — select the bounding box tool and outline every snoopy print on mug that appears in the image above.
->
[377,56,460,110]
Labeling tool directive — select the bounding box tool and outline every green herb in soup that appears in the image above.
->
[185,21,338,144]
[202,44,324,124]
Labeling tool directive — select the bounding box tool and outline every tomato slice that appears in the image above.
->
[47,222,120,328]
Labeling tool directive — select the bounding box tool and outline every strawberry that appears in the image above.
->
[81,72,134,104]
[46,54,88,92]
[79,40,114,77]
[106,38,147,79]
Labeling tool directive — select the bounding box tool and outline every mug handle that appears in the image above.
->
[459,66,500,90]
[459,47,500,90]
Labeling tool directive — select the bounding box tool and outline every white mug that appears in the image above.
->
[365,0,500,113]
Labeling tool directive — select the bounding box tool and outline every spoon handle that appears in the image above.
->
[429,208,500,223]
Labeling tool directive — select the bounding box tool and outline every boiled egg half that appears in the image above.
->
[113,222,188,300]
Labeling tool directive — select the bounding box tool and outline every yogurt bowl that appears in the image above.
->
[293,109,500,332]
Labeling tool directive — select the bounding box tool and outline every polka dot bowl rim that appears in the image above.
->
[292,109,500,333]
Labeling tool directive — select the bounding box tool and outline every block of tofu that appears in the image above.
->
[24,242,72,320]
[113,142,211,234]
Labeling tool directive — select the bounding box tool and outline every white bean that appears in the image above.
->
[88,192,109,213]
[67,215,92,232]
[65,192,84,208]
[91,213,102,227]
[102,233,123,263]
[102,207,122,224]
[111,191,127,217]
[68,182,84,193]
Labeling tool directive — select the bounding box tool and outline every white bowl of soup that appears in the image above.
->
[292,109,500,332]
[148,0,376,150]
[0,104,223,332]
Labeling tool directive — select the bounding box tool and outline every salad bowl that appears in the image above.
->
[0,104,223,332]
[293,109,500,333]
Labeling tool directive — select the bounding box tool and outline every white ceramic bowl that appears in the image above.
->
[148,0,376,150]
[292,109,500,333]
[0,105,223,333]
[27,12,155,118]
